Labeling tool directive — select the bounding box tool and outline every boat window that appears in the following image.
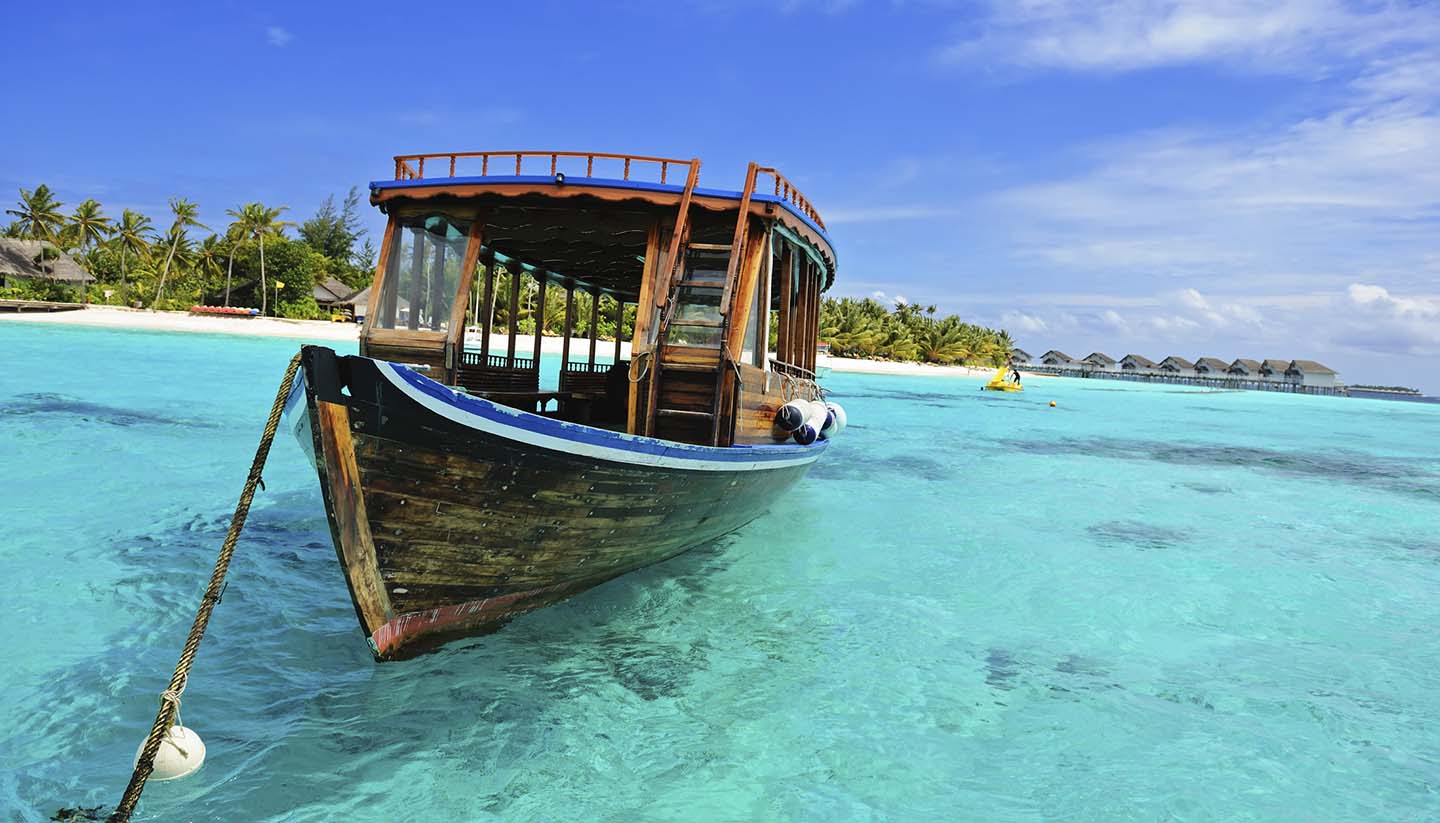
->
[667,248,727,348]
[373,215,470,332]
[740,241,772,367]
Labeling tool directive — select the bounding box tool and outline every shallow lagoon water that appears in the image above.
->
[3,322,1439,821]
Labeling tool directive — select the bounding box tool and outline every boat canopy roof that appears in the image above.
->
[369,151,836,299]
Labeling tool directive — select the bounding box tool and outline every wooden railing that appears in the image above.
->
[755,167,826,231]
[463,351,535,371]
[394,151,697,186]
[390,151,826,232]
[563,360,615,374]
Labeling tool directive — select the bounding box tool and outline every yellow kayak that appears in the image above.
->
[983,366,1023,392]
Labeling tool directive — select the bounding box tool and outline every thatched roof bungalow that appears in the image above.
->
[1039,349,1075,365]
[0,239,93,287]
[1227,358,1261,376]
[1009,348,1033,364]
[1194,357,1229,377]
[1286,360,1338,388]
[1119,354,1158,373]
[1259,359,1290,381]
[1158,356,1195,373]
[1082,352,1117,370]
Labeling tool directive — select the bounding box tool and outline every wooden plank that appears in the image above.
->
[506,265,521,364]
[657,160,701,313]
[445,218,485,383]
[361,218,398,346]
[561,286,575,369]
[613,298,624,363]
[588,290,600,366]
[364,328,448,347]
[724,219,771,355]
[628,221,663,435]
[660,344,721,368]
[479,251,495,357]
[721,162,760,314]
[776,241,793,366]
[314,401,393,636]
[531,274,546,367]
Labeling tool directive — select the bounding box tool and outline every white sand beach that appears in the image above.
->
[0,305,1015,379]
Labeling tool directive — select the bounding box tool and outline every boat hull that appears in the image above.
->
[295,346,826,659]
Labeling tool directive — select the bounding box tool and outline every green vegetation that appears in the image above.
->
[3,184,1017,365]
[1,184,374,315]
[1350,384,1420,394]
[820,297,1014,366]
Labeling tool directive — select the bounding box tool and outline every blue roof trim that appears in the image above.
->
[371,174,835,259]
[391,364,827,464]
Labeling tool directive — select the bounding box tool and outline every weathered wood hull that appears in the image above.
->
[293,346,827,660]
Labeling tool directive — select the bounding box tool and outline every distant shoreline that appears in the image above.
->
[0,305,1012,380]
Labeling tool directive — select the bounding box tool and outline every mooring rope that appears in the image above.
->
[105,352,302,823]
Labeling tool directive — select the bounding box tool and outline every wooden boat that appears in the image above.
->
[290,151,840,659]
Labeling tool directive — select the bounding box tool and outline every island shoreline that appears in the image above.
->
[0,305,1015,379]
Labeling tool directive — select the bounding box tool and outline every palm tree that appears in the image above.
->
[151,198,207,308]
[236,202,295,316]
[114,209,153,294]
[220,205,249,307]
[194,235,226,304]
[5,185,66,248]
[67,199,113,254]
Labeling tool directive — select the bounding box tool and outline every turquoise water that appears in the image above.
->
[4,322,1440,822]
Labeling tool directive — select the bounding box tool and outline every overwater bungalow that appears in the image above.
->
[1193,357,1228,379]
[1158,356,1196,375]
[1082,352,1116,371]
[1286,360,1338,388]
[1039,349,1075,366]
[1260,359,1290,382]
[1227,358,1260,377]
[1119,354,1158,375]
[1009,348,1033,364]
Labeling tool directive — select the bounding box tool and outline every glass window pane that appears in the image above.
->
[373,214,470,332]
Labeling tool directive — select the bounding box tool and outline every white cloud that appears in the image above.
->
[986,8,1440,300]
[1339,282,1440,355]
[940,0,1439,74]
[266,26,293,47]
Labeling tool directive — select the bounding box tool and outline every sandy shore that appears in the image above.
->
[1,305,1019,379]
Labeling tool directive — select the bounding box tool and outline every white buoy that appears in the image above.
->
[801,399,829,442]
[823,402,847,437]
[135,725,206,781]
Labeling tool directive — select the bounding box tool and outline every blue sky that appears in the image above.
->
[4,1,1438,390]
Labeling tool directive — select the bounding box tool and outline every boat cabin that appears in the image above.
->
[359,151,835,447]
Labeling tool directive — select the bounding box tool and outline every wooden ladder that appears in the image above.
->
[643,163,761,444]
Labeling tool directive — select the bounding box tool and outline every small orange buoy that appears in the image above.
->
[1049,400,1057,407]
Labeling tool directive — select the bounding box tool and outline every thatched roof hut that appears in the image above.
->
[1119,354,1157,371]
[1039,349,1075,365]
[1194,357,1229,375]
[1227,358,1261,375]
[0,239,93,286]
[1260,359,1290,378]
[1158,356,1195,372]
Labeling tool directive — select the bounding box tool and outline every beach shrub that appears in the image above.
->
[0,278,81,302]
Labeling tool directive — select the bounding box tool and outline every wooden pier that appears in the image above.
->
[0,299,86,313]
[1021,364,1347,396]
